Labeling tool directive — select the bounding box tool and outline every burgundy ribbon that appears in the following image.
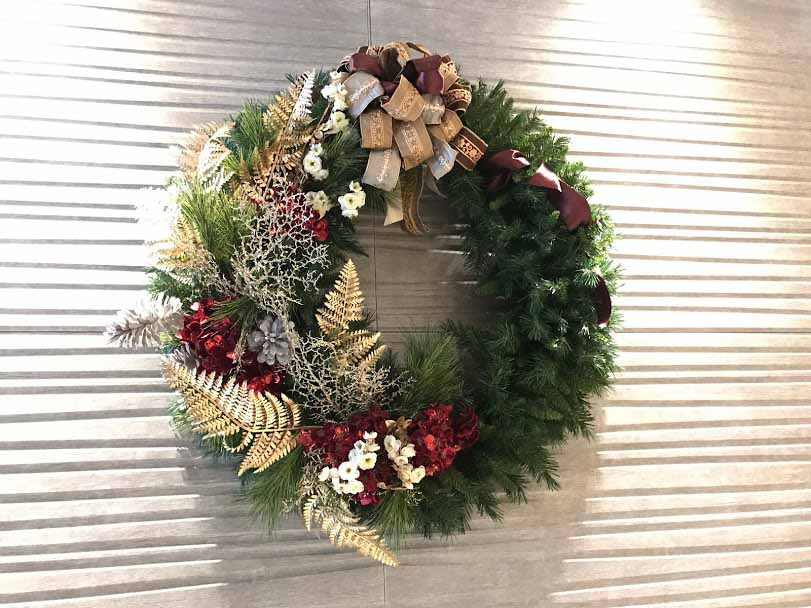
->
[481,149,530,194]
[482,149,609,325]
[348,52,384,78]
[406,54,444,95]
[593,276,611,326]
[529,167,591,232]
[350,50,446,97]
[483,149,591,232]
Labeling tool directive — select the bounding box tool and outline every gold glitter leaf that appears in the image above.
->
[302,493,399,567]
[163,360,302,475]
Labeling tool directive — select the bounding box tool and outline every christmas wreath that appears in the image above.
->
[107,41,618,566]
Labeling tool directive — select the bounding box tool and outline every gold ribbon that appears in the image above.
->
[338,41,487,234]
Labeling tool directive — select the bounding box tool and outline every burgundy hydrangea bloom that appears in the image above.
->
[299,406,394,506]
[304,209,329,242]
[410,404,479,476]
[300,404,479,505]
[299,406,390,467]
[177,297,284,394]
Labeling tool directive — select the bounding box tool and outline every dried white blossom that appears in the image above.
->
[303,154,323,175]
[305,190,333,218]
[134,183,180,244]
[338,182,367,219]
[338,461,360,481]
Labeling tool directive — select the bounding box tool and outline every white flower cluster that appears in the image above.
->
[320,71,351,135]
[303,142,328,181]
[384,435,426,490]
[318,431,380,495]
[304,190,333,218]
[338,180,366,219]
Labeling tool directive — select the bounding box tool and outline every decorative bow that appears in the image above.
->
[480,149,610,325]
[338,42,488,233]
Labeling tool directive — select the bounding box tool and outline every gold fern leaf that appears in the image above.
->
[264,72,313,135]
[197,136,231,179]
[238,392,301,475]
[315,260,387,374]
[163,360,302,476]
[178,121,220,179]
[302,493,399,567]
[316,259,365,335]
[357,344,387,372]
[302,494,319,531]
[264,93,297,135]
[251,72,320,193]
[179,121,233,181]
[334,330,383,367]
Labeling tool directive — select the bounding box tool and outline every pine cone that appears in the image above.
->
[247,316,291,365]
[105,296,184,349]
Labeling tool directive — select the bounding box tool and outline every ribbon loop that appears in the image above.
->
[438,56,459,92]
[394,119,433,170]
[528,164,590,230]
[427,138,457,180]
[343,71,384,118]
[483,149,531,172]
[451,127,488,171]
[360,109,393,149]
[444,81,472,113]
[527,163,561,191]
[381,77,425,122]
[362,147,401,192]
[421,94,445,125]
[348,52,384,78]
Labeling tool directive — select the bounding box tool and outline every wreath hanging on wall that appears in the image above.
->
[107,41,619,566]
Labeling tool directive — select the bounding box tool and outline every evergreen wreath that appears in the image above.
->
[108,41,619,566]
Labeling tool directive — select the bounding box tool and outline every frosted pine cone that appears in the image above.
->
[105,296,183,349]
[248,316,291,365]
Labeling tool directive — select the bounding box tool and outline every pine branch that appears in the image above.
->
[398,330,464,413]
[245,446,304,530]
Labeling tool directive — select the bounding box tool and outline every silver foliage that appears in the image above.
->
[232,193,329,317]
[287,332,402,423]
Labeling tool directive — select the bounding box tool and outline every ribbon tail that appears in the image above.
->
[400,169,429,235]
[422,166,446,198]
[593,276,612,326]
[529,164,591,231]
[548,182,591,231]
[383,185,404,226]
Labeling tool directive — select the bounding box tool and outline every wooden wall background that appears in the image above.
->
[2,0,811,606]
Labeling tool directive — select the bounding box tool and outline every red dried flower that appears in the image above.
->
[177,297,284,394]
[299,405,390,467]
[304,209,329,242]
[410,404,479,476]
[300,403,479,504]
